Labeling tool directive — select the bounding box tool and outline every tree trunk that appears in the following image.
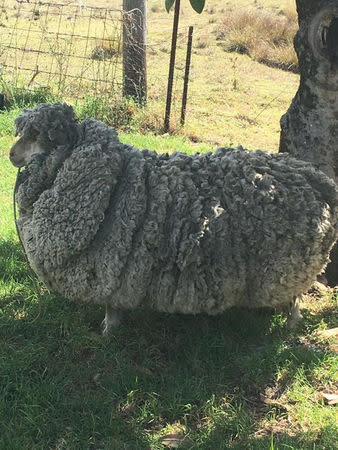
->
[279,0,338,285]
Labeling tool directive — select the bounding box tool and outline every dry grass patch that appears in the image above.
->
[216,5,298,73]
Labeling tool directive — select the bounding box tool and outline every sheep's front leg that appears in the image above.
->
[287,297,303,329]
[101,304,121,335]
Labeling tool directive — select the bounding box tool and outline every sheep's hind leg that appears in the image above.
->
[287,297,303,329]
[101,304,121,335]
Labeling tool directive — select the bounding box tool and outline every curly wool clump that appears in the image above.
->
[14,104,338,316]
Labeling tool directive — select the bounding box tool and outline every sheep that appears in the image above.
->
[9,103,338,333]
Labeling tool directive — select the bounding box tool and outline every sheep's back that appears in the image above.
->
[101,147,337,313]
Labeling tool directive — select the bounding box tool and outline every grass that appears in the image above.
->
[0,106,337,449]
[0,1,337,447]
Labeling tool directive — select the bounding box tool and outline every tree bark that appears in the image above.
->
[279,0,338,285]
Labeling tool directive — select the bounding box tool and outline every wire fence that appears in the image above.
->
[0,1,124,98]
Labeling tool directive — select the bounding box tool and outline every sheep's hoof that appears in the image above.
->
[101,307,121,336]
[287,297,303,329]
[287,315,303,329]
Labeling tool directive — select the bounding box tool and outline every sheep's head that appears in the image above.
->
[10,102,79,167]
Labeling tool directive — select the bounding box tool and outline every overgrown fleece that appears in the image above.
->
[14,103,337,314]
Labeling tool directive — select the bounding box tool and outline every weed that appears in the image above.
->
[0,78,54,109]
[136,107,165,135]
[195,39,209,50]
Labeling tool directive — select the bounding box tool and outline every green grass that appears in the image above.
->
[119,131,212,154]
[0,108,337,449]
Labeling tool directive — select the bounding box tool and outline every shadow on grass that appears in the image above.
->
[0,236,336,448]
[0,237,29,281]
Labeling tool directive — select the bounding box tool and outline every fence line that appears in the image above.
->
[0,0,215,99]
[0,0,125,98]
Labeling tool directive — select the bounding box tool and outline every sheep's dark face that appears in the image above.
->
[9,102,79,168]
[10,128,47,168]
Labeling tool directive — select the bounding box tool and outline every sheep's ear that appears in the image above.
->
[47,125,65,144]
[48,123,77,147]
[14,108,35,137]
[14,113,27,136]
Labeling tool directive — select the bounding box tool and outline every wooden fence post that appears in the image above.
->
[122,0,147,104]
[279,0,338,285]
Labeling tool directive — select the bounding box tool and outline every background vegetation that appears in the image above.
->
[2,0,299,150]
[0,1,337,449]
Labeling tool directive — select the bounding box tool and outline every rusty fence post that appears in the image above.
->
[180,26,194,126]
[164,0,181,132]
